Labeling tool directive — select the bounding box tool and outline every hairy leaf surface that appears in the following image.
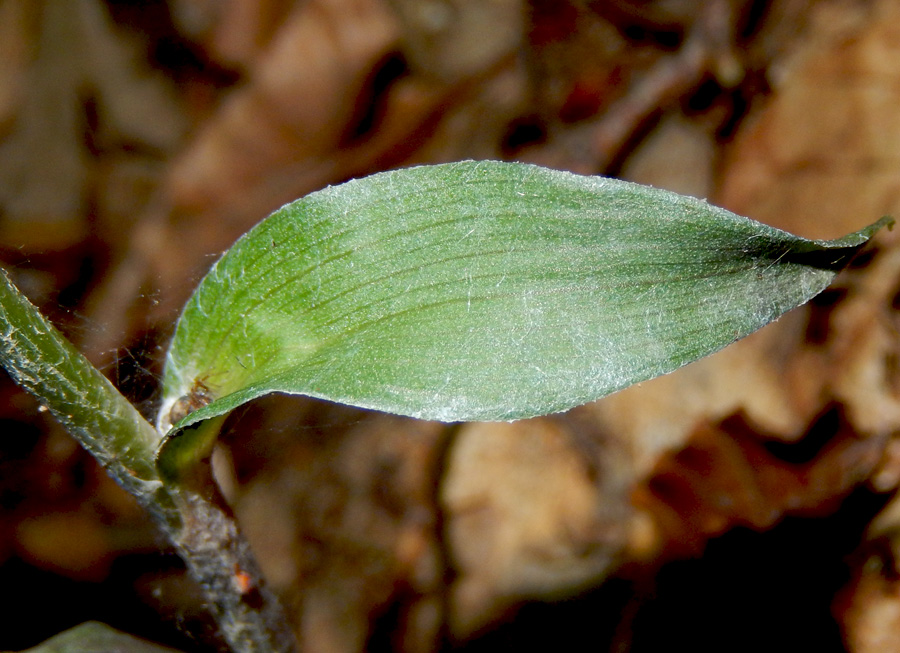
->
[156,161,888,476]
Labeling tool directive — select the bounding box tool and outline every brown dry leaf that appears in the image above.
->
[164,0,399,229]
[619,112,717,201]
[526,0,740,173]
[0,0,30,130]
[387,0,524,80]
[841,559,900,653]
[720,0,900,240]
[0,0,186,253]
[633,410,882,562]
[442,416,633,636]
[526,0,632,124]
[168,0,298,69]
[13,509,115,582]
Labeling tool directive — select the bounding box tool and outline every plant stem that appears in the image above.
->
[0,270,164,498]
[174,462,300,653]
[0,269,298,653]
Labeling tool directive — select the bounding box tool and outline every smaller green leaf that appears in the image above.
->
[155,160,889,480]
[17,622,185,653]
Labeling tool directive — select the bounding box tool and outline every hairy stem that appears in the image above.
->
[0,268,298,653]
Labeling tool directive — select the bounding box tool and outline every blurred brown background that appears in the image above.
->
[3,0,900,651]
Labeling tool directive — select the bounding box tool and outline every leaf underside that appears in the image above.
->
[156,160,889,477]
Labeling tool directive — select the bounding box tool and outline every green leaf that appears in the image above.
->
[17,621,185,653]
[156,161,889,477]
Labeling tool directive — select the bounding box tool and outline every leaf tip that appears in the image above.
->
[871,214,894,233]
